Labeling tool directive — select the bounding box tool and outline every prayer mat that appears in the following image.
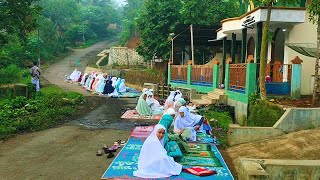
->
[188,143,212,151]
[129,126,154,139]
[101,130,233,179]
[112,92,142,98]
[185,150,214,158]
[121,110,162,120]
[196,132,214,144]
[179,156,223,167]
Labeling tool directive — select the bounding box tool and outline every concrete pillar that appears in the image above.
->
[241,28,247,63]
[167,63,171,85]
[213,63,220,90]
[245,62,257,96]
[291,56,303,99]
[231,33,237,63]
[222,37,227,84]
[225,58,232,92]
[187,65,192,85]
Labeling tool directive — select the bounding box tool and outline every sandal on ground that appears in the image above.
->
[107,153,115,158]
[140,122,149,126]
[134,123,140,126]
[96,150,103,156]
[102,144,109,150]
[104,148,116,153]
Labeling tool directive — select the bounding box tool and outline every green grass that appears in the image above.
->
[0,85,84,140]
[199,108,233,148]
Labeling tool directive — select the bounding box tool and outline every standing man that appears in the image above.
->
[30,61,41,92]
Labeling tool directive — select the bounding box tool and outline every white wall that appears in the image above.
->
[288,12,317,95]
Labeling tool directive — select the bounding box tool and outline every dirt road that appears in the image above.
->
[0,40,155,180]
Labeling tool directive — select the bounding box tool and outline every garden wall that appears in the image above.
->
[108,47,144,66]
[228,108,320,146]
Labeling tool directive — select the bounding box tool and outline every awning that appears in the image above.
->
[286,43,317,58]
[208,35,227,42]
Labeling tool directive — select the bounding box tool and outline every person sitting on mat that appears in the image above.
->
[133,124,182,178]
[118,79,127,93]
[146,90,163,111]
[136,92,162,116]
[174,106,204,141]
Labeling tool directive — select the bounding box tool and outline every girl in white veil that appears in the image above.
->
[133,124,182,178]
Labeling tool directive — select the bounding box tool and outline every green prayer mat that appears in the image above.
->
[179,156,223,167]
[188,143,212,151]
[186,150,214,158]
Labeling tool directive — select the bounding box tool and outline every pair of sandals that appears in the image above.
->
[134,122,149,126]
[96,140,126,158]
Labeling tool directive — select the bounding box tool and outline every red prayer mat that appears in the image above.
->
[129,126,154,138]
[121,110,162,120]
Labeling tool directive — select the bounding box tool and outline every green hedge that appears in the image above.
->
[0,85,84,140]
[247,99,285,127]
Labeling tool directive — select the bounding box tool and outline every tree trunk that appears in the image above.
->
[312,17,320,106]
[259,3,272,100]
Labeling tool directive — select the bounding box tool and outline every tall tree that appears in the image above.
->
[0,0,41,43]
[250,0,298,100]
[308,0,320,106]
[136,0,181,60]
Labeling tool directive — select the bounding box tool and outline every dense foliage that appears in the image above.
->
[0,85,84,140]
[120,0,242,61]
[0,0,120,68]
[247,96,285,127]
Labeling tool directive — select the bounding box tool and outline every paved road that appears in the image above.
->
[0,40,155,180]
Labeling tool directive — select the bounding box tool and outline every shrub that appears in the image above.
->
[247,97,285,127]
[0,85,84,140]
[199,108,233,148]
[0,65,22,85]
[122,68,165,86]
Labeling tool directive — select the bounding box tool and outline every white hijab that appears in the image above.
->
[173,90,182,102]
[146,90,161,111]
[80,73,88,85]
[94,74,104,92]
[118,79,126,93]
[174,106,202,129]
[111,77,117,87]
[133,124,182,178]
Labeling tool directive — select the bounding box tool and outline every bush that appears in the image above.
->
[247,97,285,127]
[0,85,84,140]
[199,108,233,148]
[0,65,22,85]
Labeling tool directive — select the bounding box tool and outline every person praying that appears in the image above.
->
[174,106,204,141]
[133,124,182,178]
[135,92,153,116]
[118,79,127,93]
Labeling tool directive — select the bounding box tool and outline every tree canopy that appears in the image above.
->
[121,0,242,60]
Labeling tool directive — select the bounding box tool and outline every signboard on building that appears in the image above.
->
[242,15,255,29]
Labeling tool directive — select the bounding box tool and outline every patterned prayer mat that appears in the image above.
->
[101,129,233,179]
[129,126,154,139]
[196,132,214,144]
[121,110,162,120]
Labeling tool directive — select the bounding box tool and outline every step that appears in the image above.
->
[191,99,211,106]
[201,95,218,104]
[214,88,226,95]
[207,92,220,99]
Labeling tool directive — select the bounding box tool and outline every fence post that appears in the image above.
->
[225,59,232,92]
[245,58,257,96]
[291,56,303,99]
[167,63,171,85]
[187,65,192,85]
[213,62,220,90]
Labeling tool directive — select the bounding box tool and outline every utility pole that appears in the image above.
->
[190,24,194,65]
[171,38,174,63]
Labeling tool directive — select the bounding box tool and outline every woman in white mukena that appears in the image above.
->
[133,124,182,178]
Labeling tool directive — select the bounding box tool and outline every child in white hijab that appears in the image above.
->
[174,106,204,141]
[133,124,182,178]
